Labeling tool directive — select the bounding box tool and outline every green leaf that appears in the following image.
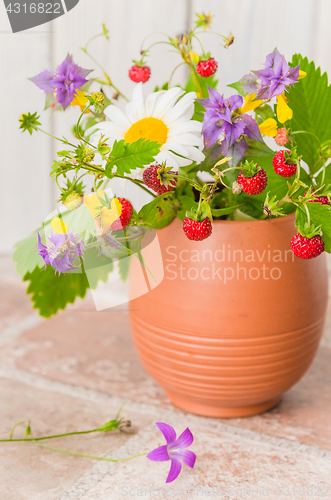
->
[13,232,44,277]
[242,147,311,216]
[211,205,239,217]
[105,139,161,176]
[306,202,331,252]
[137,193,177,228]
[185,72,218,121]
[287,55,331,170]
[177,195,198,221]
[245,138,274,157]
[24,267,89,318]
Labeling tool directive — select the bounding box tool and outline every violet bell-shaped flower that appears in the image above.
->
[147,422,196,483]
[37,231,84,274]
[30,54,91,109]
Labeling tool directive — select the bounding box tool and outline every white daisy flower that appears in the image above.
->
[89,83,205,171]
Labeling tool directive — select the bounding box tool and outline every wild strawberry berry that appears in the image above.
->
[274,127,289,146]
[196,58,218,78]
[304,191,330,205]
[62,191,83,210]
[110,198,133,232]
[291,233,325,259]
[128,65,151,83]
[183,217,212,241]
[273,150,297,177]
[237,168,267,195]
[143,165,177,194]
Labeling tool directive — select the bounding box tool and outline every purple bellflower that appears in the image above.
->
[30,54,91,109]
[199,86,262,162]
[37,231,84,274]
[147,422,196,483]
[235,49,300,101]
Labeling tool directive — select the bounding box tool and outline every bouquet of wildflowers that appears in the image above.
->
[15,13,331,317]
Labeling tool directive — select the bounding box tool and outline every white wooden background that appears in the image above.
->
[1,0,331,253]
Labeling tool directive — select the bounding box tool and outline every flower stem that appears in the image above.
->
[291,130,322,149]
[76,105,95,148]
[36,128,76,148]
[0,429,99,443]
[33,440,147,462]
[113,174,157,198]
[168,62,186,88]
[188,63,205,98]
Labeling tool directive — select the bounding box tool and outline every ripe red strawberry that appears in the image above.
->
[304,191,330,205]
[143,165,177,194]
[183,217,212,241]
[291,233,325,259]
[273,150,297,177]
[128,65,151,83]
[237,168,267,195]
[110,198,133,232]
[196,58,218,78]
[274,127,289,147]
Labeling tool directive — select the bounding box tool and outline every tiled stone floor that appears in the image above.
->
[0,255,331,499]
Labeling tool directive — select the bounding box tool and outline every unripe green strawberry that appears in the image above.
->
[62,191,83,210]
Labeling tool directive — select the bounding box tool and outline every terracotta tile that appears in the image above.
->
[1,306,331,453]
[0,377,151,500]
[0,309,169,405]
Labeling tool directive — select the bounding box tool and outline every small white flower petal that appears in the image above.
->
[184,145,205,162]
[168,120,202,136]
[104,105,131,129]
[152,87,184,119]
[131,82,145,120]
[163,92,196,126]
[163,140,190,158]
[170,133,203,147]
[144,91,165,117]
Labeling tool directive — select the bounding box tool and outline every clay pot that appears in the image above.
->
[128,215,329,418]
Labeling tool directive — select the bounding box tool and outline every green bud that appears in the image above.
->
[19,112,41,135]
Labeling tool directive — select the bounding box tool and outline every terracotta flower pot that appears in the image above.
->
[128,214,329,418]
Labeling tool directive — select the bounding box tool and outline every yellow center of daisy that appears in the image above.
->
[124,117,168,145]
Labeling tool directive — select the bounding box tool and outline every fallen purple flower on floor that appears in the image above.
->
[30,54,91,109]
[147,422,196,483]
[37,231,84,274]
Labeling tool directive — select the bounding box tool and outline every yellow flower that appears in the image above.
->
[298,70,307,80]
[259,118,278,137]
[100,198,122,231]
[71,89,90,112]
[241,93,263,114]
[51,217,69,235]
[276,93,293,124]
[84,190,104,218]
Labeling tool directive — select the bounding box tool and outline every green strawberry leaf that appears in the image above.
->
[105,139,161,176]
[13,232,44,277]
[24,266,89,318]
[287,55,331,171]
[306,202,331,252]
[136,193,177,228]
[176,195,198,221]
